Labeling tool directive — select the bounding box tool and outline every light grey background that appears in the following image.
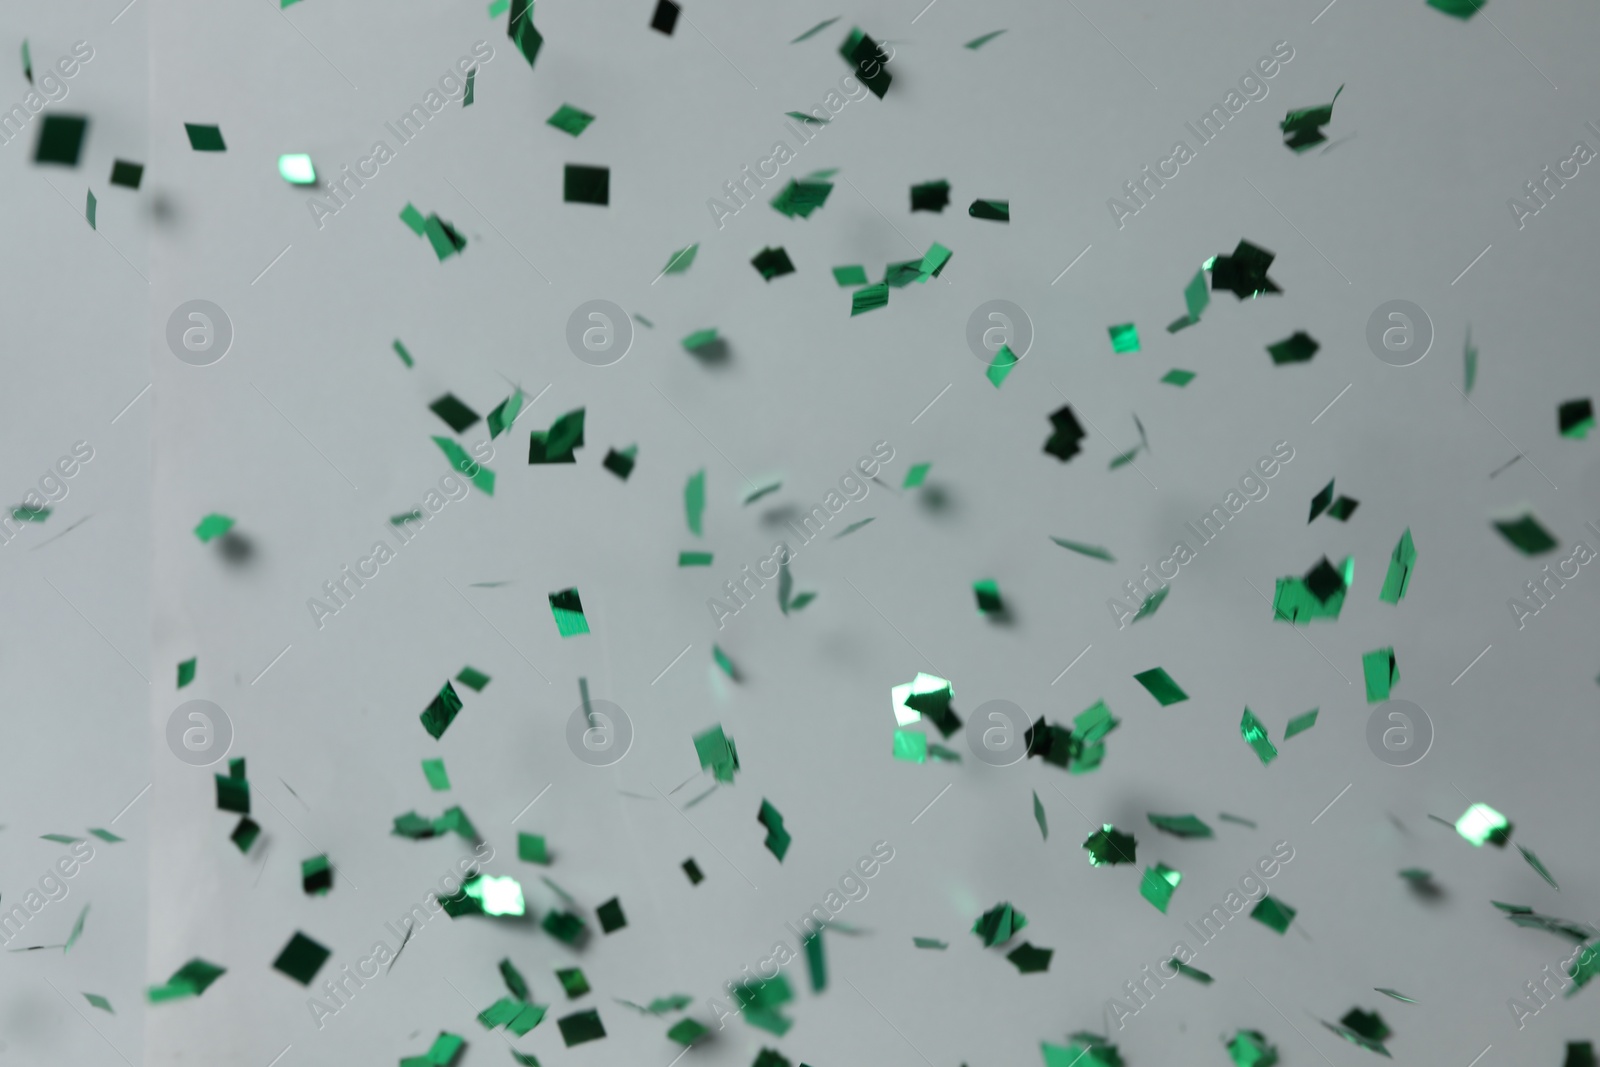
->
[3,0,1599,1063]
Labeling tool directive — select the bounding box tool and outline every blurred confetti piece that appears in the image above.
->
[1172,959,1213,983]
[548,104,595,137]
[964,29,1006,48]
[527,407,584,464]
[833,264,867,286]
[1108,323,1139,353]
[682,858,703,884]
[486,389,525,439]
[682,327,718,352]
[660,241,697,275]
[184,122,225,152]
[1033,791,1048,840]
[1130,585,1168,623]
[973,579,1003,614]
[1494,511,1558,555]
[1140,864,1181,912]
[1147,813,1212,839]
[839,27,891,97]
[1280,84,1343,152]
[973,902,1027,946]
[892,729,927,763]
[517,832,548,864]
[1083,825,1137,866]
[509,0,543,65]
[667,1018,708,1045]
[1283,708,1319,739]
[455,666,490,692]
[1378,529,1416,604]
[1250,896,1296,933]
[557,967,590,998]
[1219,812,1257,828]
[911,179,950,212]
[678,551,712,566]
[557,1009,605,1046]
[194,513,235,542]
[758,799,790,861]
[63,905,88,953]
[177,657,196,688]
[771,172,834,217]
[1224,1029,1278,1066]
[1007,942,1052,973]
[548,588,589,636]
[1428,0,1485,18]
[852,282,888,315]
[1519,845,1559,889]
[88,828,123,843]
[1374,988,1416,1003]
[1211,239,1280,298]
[301,855,332,895]
[986,344,1018,387]
[431,394,480,433]
[1267,331,1318,364]
[1043,1033,1122,1067]
[1241,708,1278,766]
[597,897,626,933]
[969,198,1009,221]
[463,67,474,105]
[1161,368,1196,386]
[833,517,874,539]
[420,681,464,740]
[393,338,414,367]
[230,817,260,852]
[1559,398,1594,439]
[752,247,796,281]
[694,723,741,783]
[148,958,226,1002]
[791,16,839,42]
[1273,555,1352,623]
[1132,667,1188,706]
[685,469,705,535]
[422,758,451,791]
[712,644,737,680]
[1050,536,1113,561]
[272,932,330,985]
[85,188,96,228]
[83,992,113,1013]
[563,164,608,205]
[603,445,636,480]
[913,936,947,949]
[278,153,315,184]
[1361,647,1399,703]
[1463,327,1478,394]
[903,462,931,488]
[110,159,143,188]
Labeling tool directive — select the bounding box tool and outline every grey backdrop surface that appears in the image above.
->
[2,0,1599,1063]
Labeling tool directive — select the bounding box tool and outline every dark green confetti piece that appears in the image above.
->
[392,338,415,367]
[517,832,548,864]
[430,394,480,434]
[463,67,475,106]
[1559,397,1594,438]
[770,175,833,218]
[1309,479,1334,522]
[973,579,1003,614]
[85,188,96,229]
[968,198,1009,221]
[147,958,226,1002]
[1132,667,1188,706]
[649,0,679,34]
[1267,331,1319,364]
[486,390,524,439]
[549,588,588,636]
[177,657,196,688]
[215,773,249,814]
[603,445,636,480]
[752,246,794,281]
[563,164,608,205]
[509,0,544,64]
[1494,512,1558,555]
[964,29,1006,48]
[596,897,626,933]
[183,122,224,152]
[758,798,790,861]
[839,27,891,97]
[1374,988,1416,1003]
[557,1009,605,1046]
[1007,941,1053,973]
[1147,813,1212,839]
[271,931,331,985]
[1084,825,1137,867]
[1250,896,1296,933]
[556,967,590,998]
[1044,404,1086,461]
[682,858,703,884]
[972,902,1027,946]
[230,816,261,852]
[32,114,88,167]
[1211,239,1281,298]
[1329,495,1359,520]
[301,854,332,895]
[1428,0,1485,18]
[911,179,950,212]
[1280,84,1343,152]
[420,681,464,740]
[542,911,584,944]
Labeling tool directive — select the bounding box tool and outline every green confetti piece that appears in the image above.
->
[215,773,249,814]
[660,242,698,277]
[1399,868,1432,882]
[1132,667,1188,706]
[41,834,81,844]
[422,214,467,260]
[1494,511,1558,555]
[1338,1008,1391,1046]
[839,27,891,97]
[973,579,1003,614]
[425,1031,466,1066]
[1140,863,1182,913]
[972,902,1027,946]
[1568,944,1600,990]
[1519,845,1559,889]
[597,897,627,933]
[517,832,548,864]
[193,513,235,542]
[63,904,88,953]
[183,122,225,152]
[913,936,947,949]
[1108,322,1139,353]
[21,39,30,83]
[1273,556,1352,623]
[1378,528,1416,604]
[678,551,713,566]
[964,29,1006,48]
[684,468,705,535]
[563,164,608,205]
[1219,812,1257,828]
[34,114,87,166]
[272,931,330,985]
[682,858,703,884]
[1049,536,1113,561]
[479,997,523,1029]
[791,15,839,42]
[743,480,782,505]
[1250,896,1296,933]
[1033,790,1048,840]
[85,188,96,229]
[1560,398,1595,439]
[745,247,800,285]
[486,389,525,439]
[603,445,636,480]
[1224,1029,1279,1067]
[758,799,790,861]
[1266,331,1319,365]
[147,958,226,1002]
[667,1018,708,1045]
[527,407,585,464]
[903,462,931,488]
[786,110,828,125]
[910,179,951,212]
[508,0,543,67]
[1147,813,1212,839]
[109,159,143,188]
[432,437,495,494]
[1007,942,1052,973]
[452,667,490,693]
[497,957,530,1002]
[1084,825,1137,867]
[420,681,464,740]
[463,67,474,105]
[421,758,451,791]
[1428,0,1485,18]
[851,282,888,315]
[1280,84,1343,151]
[557,1009,606,1047]
[462,874,527,917]
[399,202,427,235]
[556,967,590,998]
[681,328,717,353]
[917,242,953,281]
[277,153,315,185]
[1362,647,1399,703]
[1240,708,1277,766]
[1172,959,1213,983]
[488,0,508,15]
[711,644,737,680]
[1374,988,1416,1003]
[1455,802,1512,846]
[833,517,875,539]
[1283,708,1319,739]
[985,343,1018,387]
[1463,326,1478,394]
[968,198,1009,221]
[430,393,481,433]
[1130,584,1168,622]
[176,657,196,689]
[392,338,414,367]
[694,723,740,783]
[832,264,868,286]
[804,929,826,991]
[891,729,927,763]
[230,817,260,852]
[87,828,123,842]
[83,992,113,1013]
[1184,268,1210,322]
[1161,368,1196,386]
[770,175,834,218]
[1043,1033,1123,1067]
[548,104,595,137]
[301,854,332,895]
[549,588,588,636]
